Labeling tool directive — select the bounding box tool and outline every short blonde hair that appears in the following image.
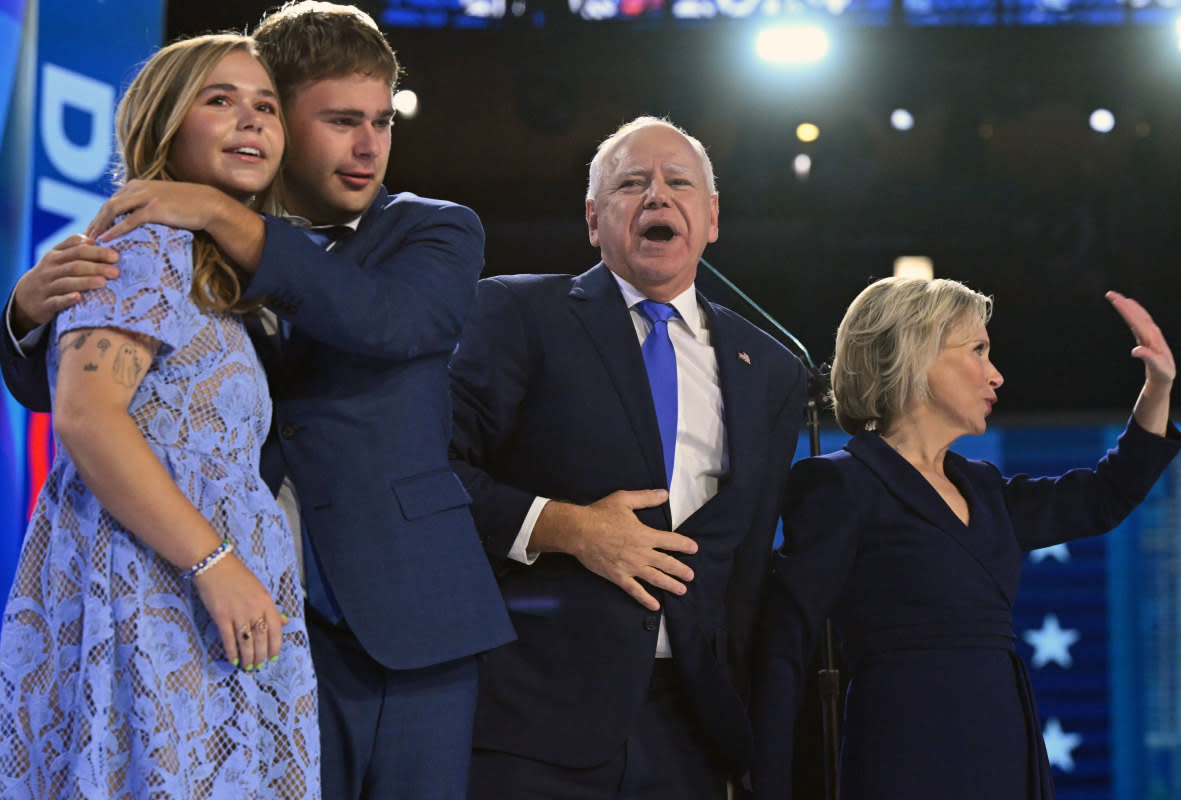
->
[586,116,716,200]
[831,276,993,435]
[116,34,280,313]
[253,1,399,106]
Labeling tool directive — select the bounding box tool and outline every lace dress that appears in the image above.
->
[0,224,320,799]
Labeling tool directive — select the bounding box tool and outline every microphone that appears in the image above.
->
[697,255,841,800]
[698,257,829,404]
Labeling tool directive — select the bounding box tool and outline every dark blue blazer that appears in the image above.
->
[751,420,1180,800]
[2,188,514,671]
[449,263,809,776]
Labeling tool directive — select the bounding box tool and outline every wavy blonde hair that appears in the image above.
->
[831,276,993,435]
[115,33,281,313]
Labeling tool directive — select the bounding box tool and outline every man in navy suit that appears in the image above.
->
[1,4,513,798]
[449,116,809,798]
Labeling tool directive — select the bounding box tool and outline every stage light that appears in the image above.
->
[796,122,819,142]
[755,26,829,64]
[1088,108,1114,133]
[890,108,914,131]
[792,153,811,181]
[393,89,419,119]
[894,255,933,280]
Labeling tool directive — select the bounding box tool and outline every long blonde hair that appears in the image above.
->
[115,34,281,313]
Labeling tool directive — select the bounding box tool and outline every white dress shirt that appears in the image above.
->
[510,274,727,658]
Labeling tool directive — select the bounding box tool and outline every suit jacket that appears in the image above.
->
[751,419,1181,799]
[2,188,514,671]
[449,263,808,776]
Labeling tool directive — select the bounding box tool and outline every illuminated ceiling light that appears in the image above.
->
[792,153,812,181]
[894,255,933,280]
[1089,108,1115,133]
[755,26,830,64]
[890,108,914,131]
[393,89,419,119]
[796,122,819,143]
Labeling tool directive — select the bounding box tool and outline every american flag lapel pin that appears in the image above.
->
[738,351,751,365]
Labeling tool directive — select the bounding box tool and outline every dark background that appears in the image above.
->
[170,3,1181,420]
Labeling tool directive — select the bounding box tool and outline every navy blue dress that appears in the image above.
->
[752,420,1180,799]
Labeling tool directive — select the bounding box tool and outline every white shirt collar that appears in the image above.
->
[611,273,704,336]
[281,212,362,233]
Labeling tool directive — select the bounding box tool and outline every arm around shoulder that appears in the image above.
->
[1,292,52,412]
[249,198,484,359]
[449,276,541,560]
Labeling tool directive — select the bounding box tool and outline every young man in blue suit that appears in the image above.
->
[2,4,513,798]
[449,117,809,799]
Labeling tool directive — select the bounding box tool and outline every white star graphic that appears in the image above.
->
[1030,543,1071,564]
[1042,717,1083,772]
[1024,613,1080,669]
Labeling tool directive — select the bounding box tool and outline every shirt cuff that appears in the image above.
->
[4,294,45,357]
[508,496,549,565]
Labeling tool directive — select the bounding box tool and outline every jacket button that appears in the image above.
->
[280,423,298,439]
[643,614,659,631]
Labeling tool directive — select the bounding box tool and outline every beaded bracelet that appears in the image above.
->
[182,540,234,581]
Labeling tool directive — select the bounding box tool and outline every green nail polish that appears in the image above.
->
[245,664,253,672]
[232,658,239,666]
[255,663,264,670]
[270,655,279,662]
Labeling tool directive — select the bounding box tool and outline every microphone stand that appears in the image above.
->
[699,258,841,800]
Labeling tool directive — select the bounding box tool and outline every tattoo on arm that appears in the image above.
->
[83,363,98,372]
[112,344,144,387]
[62,331,94,350]
[97,338,110,357]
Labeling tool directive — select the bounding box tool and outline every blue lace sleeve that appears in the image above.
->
[55,223,199,355]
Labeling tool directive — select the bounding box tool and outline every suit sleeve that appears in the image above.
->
[751,456,860,800]
[449,277,541,567]
[245,202,484,360]
[2,292,54,413]
[1003,417,1181,552]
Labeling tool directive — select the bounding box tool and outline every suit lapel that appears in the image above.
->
[568,264,668,495]
[846,431,1013,600]
[701,297,760,494]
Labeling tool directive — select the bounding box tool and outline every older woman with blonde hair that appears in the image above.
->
[752,277,1178,799]
[0,33,318,798]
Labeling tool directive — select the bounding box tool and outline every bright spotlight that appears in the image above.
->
[755,26,830,64]
[796,123,820,143]
[890,108,915,131]
[792,154,812,181]
[393,89,419,119]
[1089,108,1115,134]
[894,255,933,280]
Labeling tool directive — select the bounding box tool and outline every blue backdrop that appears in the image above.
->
[0,0,162,614]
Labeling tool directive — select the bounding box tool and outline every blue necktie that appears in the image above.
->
[636,300,679,487]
